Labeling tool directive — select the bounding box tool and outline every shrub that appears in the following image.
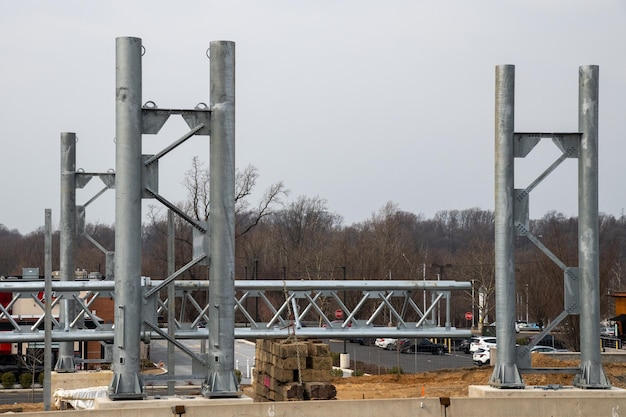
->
[38,372,44,386]
[1,372,16,389]
[330,368,344,377]
[353,369,365,377]
[331,352,340,367]
[235,369,242,384]
[20,373,32,389]
[388,366,404,375]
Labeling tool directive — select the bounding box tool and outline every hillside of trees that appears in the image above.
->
[1,162,624,350]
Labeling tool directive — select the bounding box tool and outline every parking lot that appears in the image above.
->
[327,338,475,374]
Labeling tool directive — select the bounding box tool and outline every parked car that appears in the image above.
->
[400,338,447,355]
[522,322,541,331]
[490,321,520,333]
[459,338,471,354]
[473,348,490,366]
[469,336,497,353]
[375,338,397,349]
[459,336,481,354]
[530,345,557,353]
[386,338,412,351]
[528,334,566,350]
[0,355,22,376]
[349,337,374,346]
[601,325,616,337]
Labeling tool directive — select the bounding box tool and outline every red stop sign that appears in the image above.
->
[465,312,473,321]
[335,309,344,319]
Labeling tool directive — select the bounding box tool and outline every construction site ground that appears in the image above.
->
[5,354,626,413]
[329,353,626,400]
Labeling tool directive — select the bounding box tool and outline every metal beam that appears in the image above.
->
[110,36,145,400]
[491,64,524,388]
[58,132,77,372]
[575,65,610,388]
[204,40,239,398]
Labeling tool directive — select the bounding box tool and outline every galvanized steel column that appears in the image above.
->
[575,65,610,388]
[57,132,77,372]
[490,65,523,388]
[109,36,145,399]
[203,40,239,397]
[44,209,52,411]
[167,211,176,396]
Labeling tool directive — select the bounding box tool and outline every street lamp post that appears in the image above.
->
[471,279,475,329]
[341,266,347,354]
[254,259,259,321]
[526,283,529,323]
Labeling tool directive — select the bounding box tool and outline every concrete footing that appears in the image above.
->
[469,384,626,398]
[93,394,253,410]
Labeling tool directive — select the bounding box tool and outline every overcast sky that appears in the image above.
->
[2,1,625,234]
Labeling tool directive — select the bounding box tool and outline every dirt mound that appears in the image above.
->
[0,403,44,412]
[332,367,491,399]
[332,354,626,399]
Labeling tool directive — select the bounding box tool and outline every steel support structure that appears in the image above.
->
[0,279,470,343]
[204,40,239,397]
[167,211,176,395]
[57,132,77,372]
[25,37,479,399]
[575,65,610,388]
[43,210,53,411]
[109,37,145,400]
[0,276,470,382]
[490,64,523,388]
[492,65,609,389]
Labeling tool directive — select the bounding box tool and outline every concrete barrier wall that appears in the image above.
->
[448,397,626,417]
[15,395,626,417]
[550,350,626,364]
[51,370,113,394]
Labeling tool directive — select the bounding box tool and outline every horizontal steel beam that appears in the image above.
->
[0,327,471,343]
[0,279,470,292]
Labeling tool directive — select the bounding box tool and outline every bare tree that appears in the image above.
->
[181,156,287,232]
[19,348,44,402]
[455,237,496,332]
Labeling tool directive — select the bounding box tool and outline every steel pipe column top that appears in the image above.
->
[109,36,145,400]
[575,65,610,388]
[57,132,77,372]
[490,64,523,388]
[203,40,239,398]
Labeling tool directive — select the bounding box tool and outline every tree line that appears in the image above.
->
[1,161,625,350]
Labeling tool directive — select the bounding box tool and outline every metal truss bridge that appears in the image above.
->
[0,278,472,346]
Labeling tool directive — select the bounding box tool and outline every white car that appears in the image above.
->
[492,321,520,333]
[473,348,490,366]
[375,338,397,349]
[530,345,557,353]
[469,336,497,353]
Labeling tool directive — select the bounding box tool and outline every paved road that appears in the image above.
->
[148,338,256,384]
[0,389,42,405]
[327,339,476,374]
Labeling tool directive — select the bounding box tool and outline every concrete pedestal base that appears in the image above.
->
[469,384,626,398]
[339,353,350,369]
[94,394,253,410]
